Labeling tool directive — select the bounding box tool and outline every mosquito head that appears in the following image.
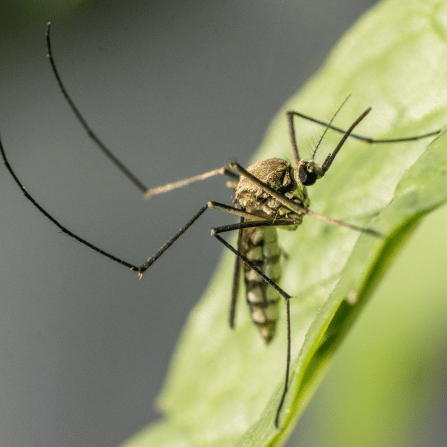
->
[296,160,322,186]
[294,96,352,187]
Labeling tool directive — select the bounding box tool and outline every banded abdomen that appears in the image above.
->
[239,225,281,343]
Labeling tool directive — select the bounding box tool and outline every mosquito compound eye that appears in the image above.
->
[299,164,317,186]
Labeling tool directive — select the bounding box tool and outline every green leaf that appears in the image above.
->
[123,0,447,445]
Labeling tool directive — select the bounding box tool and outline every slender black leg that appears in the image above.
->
[230,255,241,329]
[288,110,441,143]
[0,126,258,275]
[46,23,242,200]
[46,23,150,194]
[1,136,277,278]
[211,207,381,428]
[0,136,140,272]
[137,205,209,274]
[276,298,291,428]
[212,229,293,428]
[137,202,285,274]
[229,220,243,329]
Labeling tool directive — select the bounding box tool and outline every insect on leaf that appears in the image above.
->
[123,0,447,445]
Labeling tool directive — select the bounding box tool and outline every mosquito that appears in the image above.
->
[0,23,442,429]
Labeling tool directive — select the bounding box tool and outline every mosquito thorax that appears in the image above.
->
[235,158,309,222]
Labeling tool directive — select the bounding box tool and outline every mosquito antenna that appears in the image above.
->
[45,22,149,194]
[311,95,351,160]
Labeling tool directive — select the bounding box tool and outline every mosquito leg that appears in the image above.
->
[137,202,274,275]
[1,133,214,275]
[47,23,241,201]
[212,230,292,428]
[211,232,292,319]
[210,207,289,330]
[288,110,441,143]
[230,256,241,328]
[137,205,208,275]
[207,201,267,220]
[276,297,291,428]
[144,168,238,199]
[46,23,149,194]
[321,108,371,173]
[0,135,140,272]
[213,219,297,234]
[1,134,261,278]
[287,109,302,168]
[304,208,382,237]
[229,222,243,329]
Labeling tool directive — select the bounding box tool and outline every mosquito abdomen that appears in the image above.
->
[241,226,281,343]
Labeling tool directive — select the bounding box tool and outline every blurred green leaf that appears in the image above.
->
[123,0,447,445]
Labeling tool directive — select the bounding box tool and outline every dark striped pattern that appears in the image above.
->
[240,226,281,343]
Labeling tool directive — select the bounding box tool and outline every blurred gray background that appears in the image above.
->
[0,0,409,446]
